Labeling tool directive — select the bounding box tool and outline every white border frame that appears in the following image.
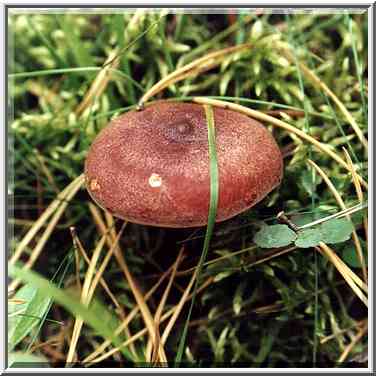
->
[1,1,373,374]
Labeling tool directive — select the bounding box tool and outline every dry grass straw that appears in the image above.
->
[10,174,84,265]
[337,322,368,363]
[308,160,367,284]
[72,231,82,293]
[111,236,168,363]
[279,47,368,151]
[177,245,298,277]
[317,243,367,307]
[190,97,368,306]
[148,248,185,364]
[192,97,367,189]
[87,208,172,363]
[75,50,120,117]
[176,14,254,68]
[88,206,142,360]
[9,174,85,292]
[86,277,213,365]
[33,148,60,195]
[99,213,167,363]
[66,223,128,364]
[66,234,107,364]
[343,148,368,243]
[138,44,251,107]
[160,267,198,346]
[82,263,175,364]
[86,232,126,310]
[70,223,121,310]
[175,245,256,276]
[84,206,189,365]
[327,311,346,351]
[298,203,366,230]
[320,320,365,345]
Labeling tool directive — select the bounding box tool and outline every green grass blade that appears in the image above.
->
[9,352,49,368]
[8,284,52,351]
[347,14,368,123]
[178,14,253,66]
[175,104,219,365]
[198,96,335,120]
[26,251,73,352]
[102,12,168,70]
[9,67,144,92]
[9,264,134,361]
[9,67,100,79]
[56,14,93,68]
[113,14,136,104]
[26,16,67,68]
[285,14,318,365]
[8,242,72,353]
[267,18,363,166]
[158,14,179,96]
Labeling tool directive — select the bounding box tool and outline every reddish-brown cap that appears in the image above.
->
[84,101,283,228]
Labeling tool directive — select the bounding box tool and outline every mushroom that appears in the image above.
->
[84,101,283,228]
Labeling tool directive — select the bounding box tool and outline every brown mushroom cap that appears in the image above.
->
[84,101,283,228]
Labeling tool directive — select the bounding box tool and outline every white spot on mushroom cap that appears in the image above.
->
[149,173,162,188]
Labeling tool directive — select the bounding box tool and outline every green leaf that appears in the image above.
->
[220,70,234,96]
[253,225,297,248]
[250,20,263,40]
[9,352,49,368]
[320,218,354,244]
[8,284,51,351]
[255,82,263,97]
[351,209,366,227]
[290,211,327,227]
[57,15,93,68]
[342,241,368,268]
[295,228,322,248]
[300,170,322,196]
[213,271,231,283]
[233,283,245,315]
[9,264,133,361]
[26,17,66,68]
